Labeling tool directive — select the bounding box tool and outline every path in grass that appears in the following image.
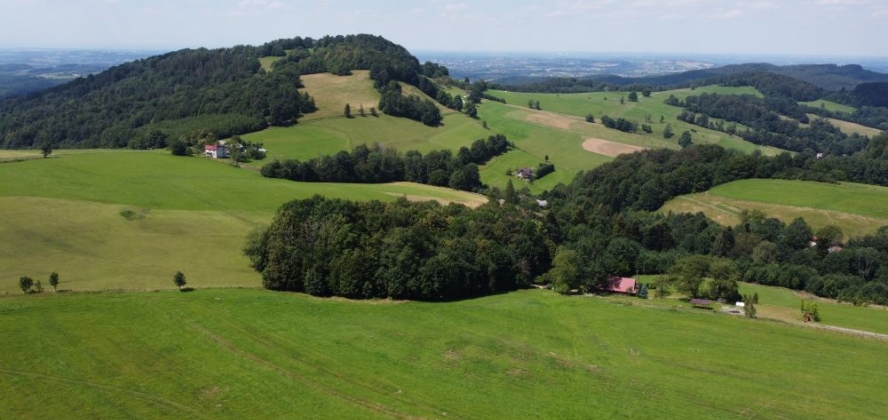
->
[1,289,886,419]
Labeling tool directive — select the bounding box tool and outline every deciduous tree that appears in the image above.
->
[49,272,59,291]
[19,276,33,294]
[173,271,187,291]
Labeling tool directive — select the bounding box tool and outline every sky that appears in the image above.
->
[0,0,886,57]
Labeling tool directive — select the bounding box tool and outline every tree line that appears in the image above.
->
[670,93,869,155]
[249,132,888,305]
[260,134,511,192]
[244,196,553,300]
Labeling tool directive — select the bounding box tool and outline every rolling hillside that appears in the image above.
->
[0,152,486,294]
[659,179,888,237]
[2,289,887,419]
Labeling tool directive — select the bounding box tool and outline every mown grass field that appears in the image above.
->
[0,152,485,293]
[632,275,888,335]
[738,282,888,335]
[2,288,886,419]
[491,85,769,152]
[660,179,888,238]
[240,71,490,168]
[805,114,883,138]
[799,99,857,114]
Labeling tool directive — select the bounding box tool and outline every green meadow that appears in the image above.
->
[659,179,888,238]
[0,152,485,293]
[2,288,886,419]
[799,99,857,114]
[738,282,888,335]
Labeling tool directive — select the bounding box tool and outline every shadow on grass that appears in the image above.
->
[179,287,196,293]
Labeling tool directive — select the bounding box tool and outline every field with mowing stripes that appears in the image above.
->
[660,179,888,238]
[1,289,887,419]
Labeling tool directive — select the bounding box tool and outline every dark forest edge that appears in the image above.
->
[260,134,511,192]
[0,34,458,149]
[250,133,888,304]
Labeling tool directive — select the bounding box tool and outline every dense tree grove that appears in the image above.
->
[253,133,888,304]
[0,34,459,148]
[246,196,553,300]
[0,45,316,148]
[260,135,511,191]
[539,135,888,304]
[673,93,869,155]
[600,115,637,133]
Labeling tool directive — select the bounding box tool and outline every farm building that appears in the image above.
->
[516,167,534,180]
[204,144,228,159]
[606,277,637,295]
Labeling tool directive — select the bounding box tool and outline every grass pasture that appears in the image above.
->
[0,152,486,293]
[799,99,857,114]
[659,179,888,237]
[1,288,887,419]
[738,282,888,335]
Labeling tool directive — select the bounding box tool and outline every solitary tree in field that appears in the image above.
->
[678,131,693,148]
[358,104,365,117]
[534,100,541,110]
[49,272,59,291]
[173,271,187,291]
[642,87,652,97]
[370,107,378,117]
[40,142,53,158]
[585,114,595,123]
[19,276,33,294]
[344,103,352,118]
[663,123,674,139]
[628,91,638,102]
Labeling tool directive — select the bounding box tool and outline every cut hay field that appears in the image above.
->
[659,179,888,238]
[2,288,886,419]
[490,87,783,152]
[805,114,883,138]
[240,71,489,166]
[0,152,485,293]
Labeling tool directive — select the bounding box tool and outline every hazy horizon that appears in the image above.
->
[1,0,885,58]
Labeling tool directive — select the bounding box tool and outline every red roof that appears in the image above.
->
[205,145,217,151]
[607,277,636,294]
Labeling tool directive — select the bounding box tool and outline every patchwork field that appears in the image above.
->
[659,179,888,237]
[806,114,883,138]
[1,288,886,419]
[0,152,486,294]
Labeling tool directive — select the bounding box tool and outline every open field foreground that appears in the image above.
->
[660,179,888,238]
[1,289,887,419]
[0,152,486,293]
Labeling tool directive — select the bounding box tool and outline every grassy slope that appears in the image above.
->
[491,87,783,156]
[799,99,856,114]
[1,289,886,420]
[0,153,486,293]
[806,114,883,138]
[242,71,490,165]
[659,179,888,237]
[738,282,888,335]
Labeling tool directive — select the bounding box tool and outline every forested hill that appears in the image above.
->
[0,34,443,149]
[493,63,888,99]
